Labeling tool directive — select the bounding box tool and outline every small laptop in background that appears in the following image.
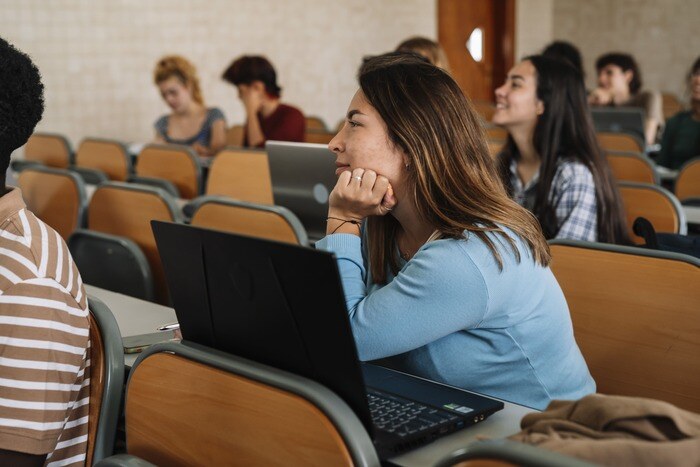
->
[152,221,504,459]
[265,141,337,241]
[591,107,646,143]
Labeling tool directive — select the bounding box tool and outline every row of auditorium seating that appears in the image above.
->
[86,237,699,466]
[14,135,697,302]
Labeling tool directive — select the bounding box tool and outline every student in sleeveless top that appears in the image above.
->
[315,53,595,410]
[153,55,226,158]
[221,55,305,148]
[588,52,663,146]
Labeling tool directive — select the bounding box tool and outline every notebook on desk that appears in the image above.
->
[152,221,503,458]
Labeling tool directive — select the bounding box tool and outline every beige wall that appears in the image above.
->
[4,0,696,151]
[515,0,554,60]
[2,0,435,148]
[553,0,700,100]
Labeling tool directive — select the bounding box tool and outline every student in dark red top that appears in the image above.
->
[222,55,306,147]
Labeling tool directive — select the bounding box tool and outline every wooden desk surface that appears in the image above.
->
[85,284,533,464]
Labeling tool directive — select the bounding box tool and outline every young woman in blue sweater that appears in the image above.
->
[315,53,595,410]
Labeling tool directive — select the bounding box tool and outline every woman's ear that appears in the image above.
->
[536,99,545,116]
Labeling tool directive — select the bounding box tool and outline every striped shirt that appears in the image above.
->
[0,188,90,466]
[509,158,599,242]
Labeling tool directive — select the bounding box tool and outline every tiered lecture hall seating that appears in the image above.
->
[23,132,73,168]
[133,144,203,199]
[675,157,700,203]
[605,151,658,184]
[597,131,645,153]
[75,137,132,182]
[618,181,687,243]
[17,166,87,239]
[190,196,308,245]
[549,239,700,413]
[106,341,380,466]
[88,182,183,304]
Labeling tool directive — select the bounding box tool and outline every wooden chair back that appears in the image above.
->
[191,196,308,245]
[472,101,496,122]
[76,138,131,181]
[597,132,644,153]
[484,125,507,141]
[18,167,86,239]
[135,144,202,199]
[304,130,335,145]
[226,124,245,146]
[86,297,124,465]
[306,116,328,131]
[24,132,72,168]
[125,343,379,466]
[675,157,700,202]
[606,151,658,184]
[487,140,503,159]
[86,313,103,467]
[661,92,684,120]
[549,240,700,413]
[88,182,182,304]
[618,182,686,243]
[205,148,273,204]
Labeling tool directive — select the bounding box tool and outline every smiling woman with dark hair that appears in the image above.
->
[315,52,595,410]
[494,55,629,245]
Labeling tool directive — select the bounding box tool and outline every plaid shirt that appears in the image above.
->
[509,158,598,241]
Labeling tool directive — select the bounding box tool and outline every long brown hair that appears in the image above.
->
[359,53,550,284]
[154,55,205,105]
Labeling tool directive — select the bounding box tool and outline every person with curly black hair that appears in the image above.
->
[0,38,44,189]
[0,37,92,466]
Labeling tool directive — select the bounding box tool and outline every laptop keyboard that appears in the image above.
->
[367,388,460,438]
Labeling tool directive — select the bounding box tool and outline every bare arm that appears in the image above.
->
[245,111,265,147]
[208,119,227,154]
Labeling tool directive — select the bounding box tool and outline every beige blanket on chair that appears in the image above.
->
[509,394,700,466]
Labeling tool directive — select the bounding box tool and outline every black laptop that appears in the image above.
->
[151,221,504,458]
[591,107,646,143]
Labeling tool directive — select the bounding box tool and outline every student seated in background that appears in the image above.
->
[221,55,305,148]
[153,55,226,157]
[494,55,629,244]
[656,56,700,170]
[542,40,585,79]
[316,53,595,411]
[588,52,663,146]
[395,36,450,72]
[0,37,91,466]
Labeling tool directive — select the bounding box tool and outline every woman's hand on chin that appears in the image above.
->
[328,168,397,221]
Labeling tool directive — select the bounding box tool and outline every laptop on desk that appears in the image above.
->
[265,141,337,241]
[591,107,646,143]
[151,221,503,458]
